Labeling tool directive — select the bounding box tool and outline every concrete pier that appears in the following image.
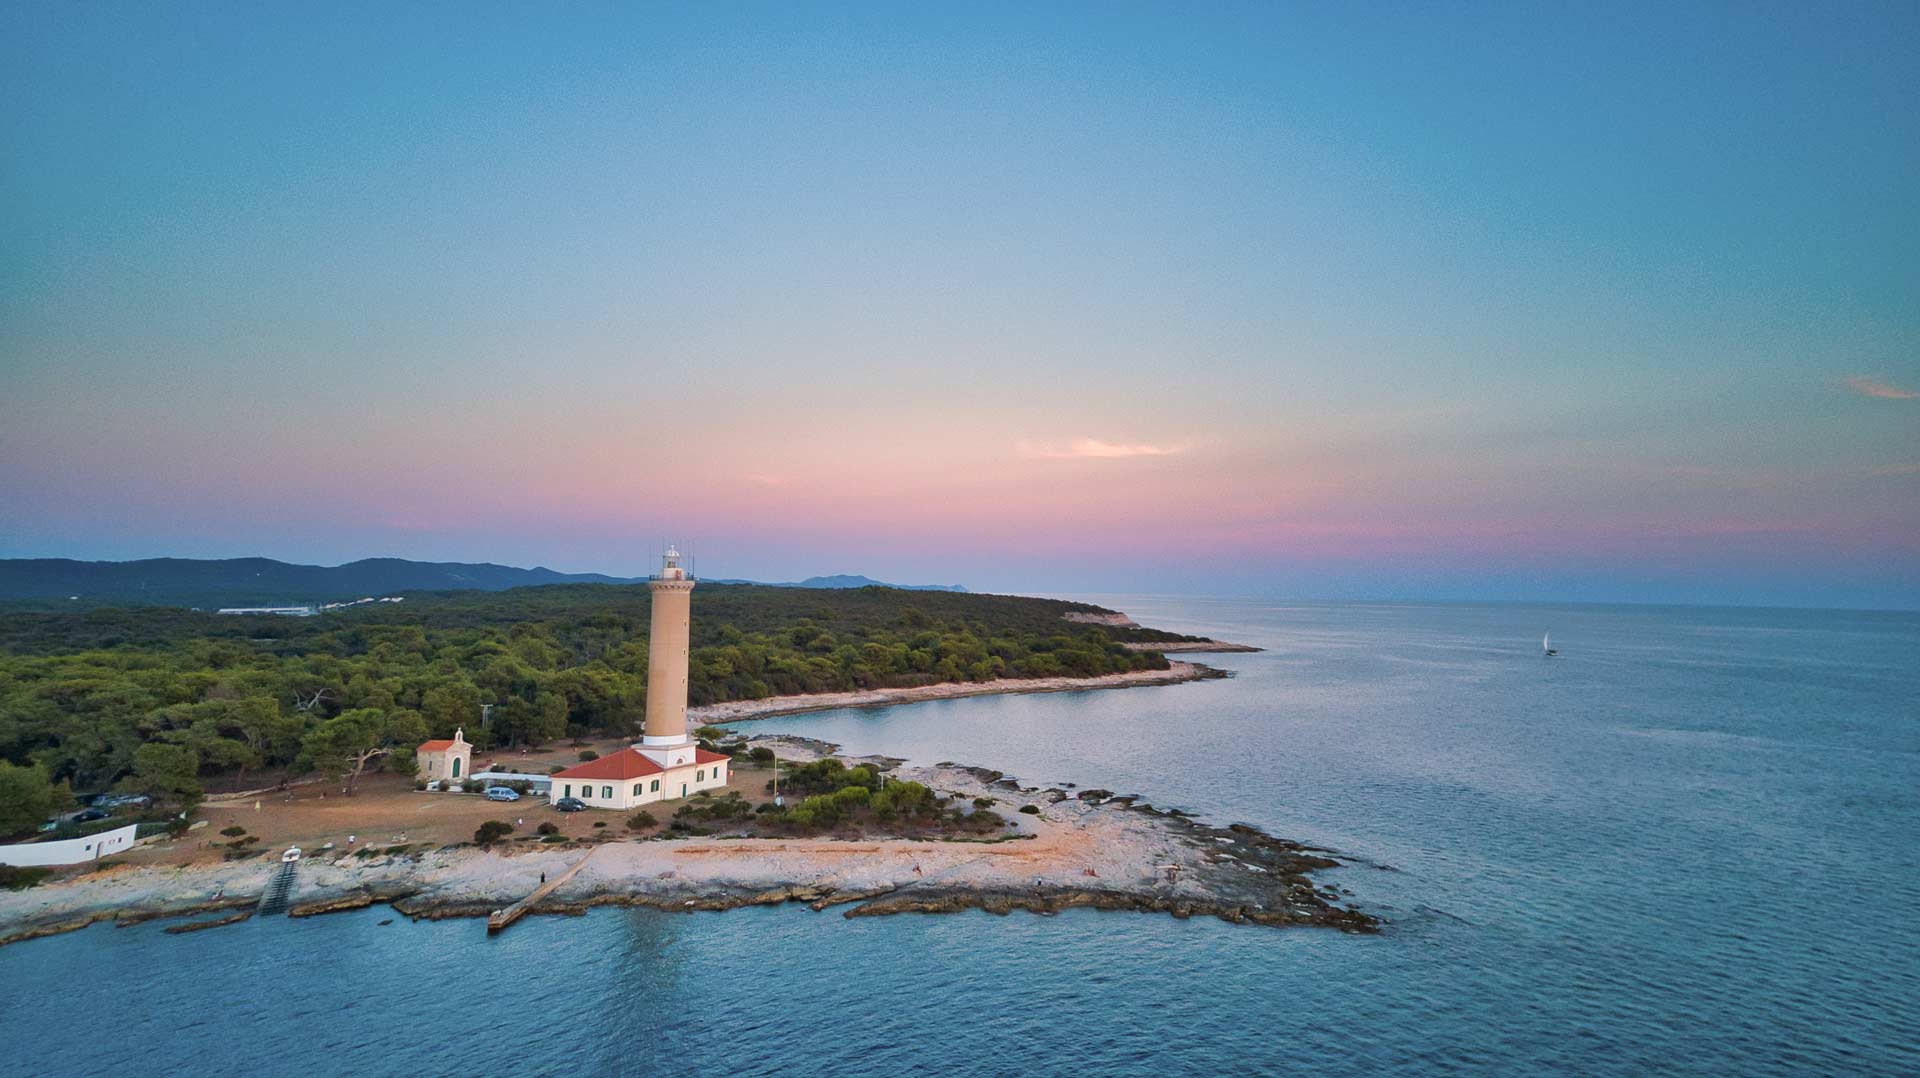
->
[487,847,600,933]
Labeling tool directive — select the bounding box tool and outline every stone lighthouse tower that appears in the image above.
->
[637,546,698,768]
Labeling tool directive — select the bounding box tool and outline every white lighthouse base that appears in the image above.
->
[636,737,698,769]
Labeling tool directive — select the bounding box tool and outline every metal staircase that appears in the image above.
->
[256,862,296,915]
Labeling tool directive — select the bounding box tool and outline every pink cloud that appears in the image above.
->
[1842,376,1918,400]
[1018,438,1189,460]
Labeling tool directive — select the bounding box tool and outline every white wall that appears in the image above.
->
[550,763,728,810]
[0,824,139,867]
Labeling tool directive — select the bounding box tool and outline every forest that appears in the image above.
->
[0,583,1196,830]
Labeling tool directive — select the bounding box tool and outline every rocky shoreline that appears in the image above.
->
[0,738,1377,947]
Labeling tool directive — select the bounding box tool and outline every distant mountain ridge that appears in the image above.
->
[0,558,965,607]
[709,574,967,593]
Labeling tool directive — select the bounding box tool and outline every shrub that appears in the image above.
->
[972,797,996,808]
[748,747,775,764]
[536,822,559,836]
[474,820,514,844]
[627,811,657,830]
[414,780,428,791]
[541,835,568,843]
[1018,804,1040,815]
[695,725,730,741]
[592,821,607,828]
[578,750,599,762]
[0,865,53,890]
[219,825,248,837]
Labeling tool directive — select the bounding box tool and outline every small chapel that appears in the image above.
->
[416,727,472,786]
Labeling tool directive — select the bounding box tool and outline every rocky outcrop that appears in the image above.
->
[164,910,253,934]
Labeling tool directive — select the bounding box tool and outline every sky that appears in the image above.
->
[2,3,1916,608]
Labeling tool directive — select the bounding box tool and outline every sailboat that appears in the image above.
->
[1543,631,1558,658]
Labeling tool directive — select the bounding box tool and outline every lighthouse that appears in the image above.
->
[638,546,697,768]
[547,545,730,810]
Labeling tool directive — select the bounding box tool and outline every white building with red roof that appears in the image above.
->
[550,547,730,809]
[416,727,472,786]
[549,745,732,809]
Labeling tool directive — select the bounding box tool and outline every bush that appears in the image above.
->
[578,750,599,762]
[592,821,607,828]
[219,825,248,837]
[748,746,775,764]
[0,865,52,890]
[474,820,514,844]
[1018,804,1040,815]
[627,811,657,830]
[536,822,559,836]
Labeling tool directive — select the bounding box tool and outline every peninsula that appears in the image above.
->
[0,570,1368,944]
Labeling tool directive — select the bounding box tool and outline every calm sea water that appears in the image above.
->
[3,599,1916,1076]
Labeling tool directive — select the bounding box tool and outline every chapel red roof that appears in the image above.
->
[550,746,732,780]
[417,739,457,752]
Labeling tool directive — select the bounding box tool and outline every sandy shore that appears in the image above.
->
[689,660,1223,724]
[1119,640,1263,653]
[0,737,1376,945]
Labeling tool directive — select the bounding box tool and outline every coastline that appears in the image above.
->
[688,659,1226,724]
[1120,640,1263,654]
[0,738,1376,946]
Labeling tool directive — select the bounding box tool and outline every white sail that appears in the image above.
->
[1543,631,1552,653]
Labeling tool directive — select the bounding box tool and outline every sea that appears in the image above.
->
[2,598,1916,1076]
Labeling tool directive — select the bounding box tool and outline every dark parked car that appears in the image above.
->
[72,808,111,822]
[553,797,587,813]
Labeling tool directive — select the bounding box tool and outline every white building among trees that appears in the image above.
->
[415,727,472,785]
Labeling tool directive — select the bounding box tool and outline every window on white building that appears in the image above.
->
[650,780,659,792]
[602,785,613,799]
[697,770,704,781]
[632,784,642,796]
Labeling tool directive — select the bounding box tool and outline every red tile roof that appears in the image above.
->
[417,739,458,752]
[551,748,664,780]
[550,746,733,780]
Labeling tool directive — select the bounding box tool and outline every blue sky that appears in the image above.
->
[2,3,1916,607]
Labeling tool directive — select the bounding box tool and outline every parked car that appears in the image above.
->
[282,847,302,863]
[485,786,521,802]
[72,807,111,823]
[97,794,152,809]
[554,797,587,812]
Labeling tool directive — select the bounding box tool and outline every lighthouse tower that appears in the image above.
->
[637,546,698,769]
[547,544,729,809]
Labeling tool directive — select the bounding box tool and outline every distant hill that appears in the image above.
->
[711,574,967,593]
[0,558,965,608]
